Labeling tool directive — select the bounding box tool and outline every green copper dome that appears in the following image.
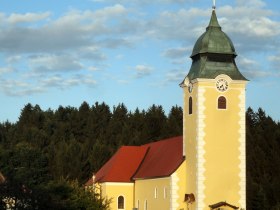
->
[191,10,236,57]
[186,9,247,81]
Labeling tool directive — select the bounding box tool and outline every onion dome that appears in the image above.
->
[186,9,247,81]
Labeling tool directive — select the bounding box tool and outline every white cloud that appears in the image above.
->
[0,67,14,74]
[0,5,133,54]
[0,73,98,97]
[29,54,83,72]
[134,64,154,78]
[146,8,208,42]
[268,54,280,73]
[237,56,280,79]
[6,55,22,63]
[117,79,130,84]
[243,70,273,79]
[268,55,280,63]
[40,74,97,89]
[0,0,280,98]
[0,78,45,96]
[7,12,51,24]
[162,46,193,65]
[162,47,190,59]
[165,69,186,83]
[90,0,194,5]
[236,0,266,8]
[88,66,99,71]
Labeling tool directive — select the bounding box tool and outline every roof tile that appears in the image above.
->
[93,136,184,183]
[94,146,148,182]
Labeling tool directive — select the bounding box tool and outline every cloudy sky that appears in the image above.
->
[1,0,280,122]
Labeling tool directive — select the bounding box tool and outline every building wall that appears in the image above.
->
[135,177,170,210]
[135,161,187,210]
[184,80,199,210]
[184,75,246,210]
[170,160,187,210]
[99,182,134,210]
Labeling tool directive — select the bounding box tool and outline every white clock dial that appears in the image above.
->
[216,78,228,92]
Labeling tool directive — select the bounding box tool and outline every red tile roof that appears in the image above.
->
[94,146,148,182]
[92,136,184,183]
[133,136,184,179]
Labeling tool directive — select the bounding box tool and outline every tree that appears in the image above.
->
[0,142,50,209]
[165,105,183,137]
[40,179,110,210]
[144,104,167,141]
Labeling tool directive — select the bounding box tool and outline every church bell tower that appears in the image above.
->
[181,7,247,210]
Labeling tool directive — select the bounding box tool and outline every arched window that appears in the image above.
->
[118,196,124,209]
[154,187,158,198]
[144,200,148,210]
[218,96,226,109]
[189,97,193,114]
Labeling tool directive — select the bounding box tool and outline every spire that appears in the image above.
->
[207,9,221,29]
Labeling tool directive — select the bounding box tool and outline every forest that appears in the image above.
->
[0,101,280,209]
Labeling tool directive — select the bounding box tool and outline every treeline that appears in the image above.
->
[0,102,182,183]
[0,102,280,209]
[246,108,280,209]
[0,102,182,209]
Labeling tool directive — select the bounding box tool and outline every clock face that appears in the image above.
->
[216,78,228,92]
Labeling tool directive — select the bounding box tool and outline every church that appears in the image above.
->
[86,6,248,210]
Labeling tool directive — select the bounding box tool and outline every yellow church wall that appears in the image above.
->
[135,177,170,210]
[135,162,187,210]
[184,84,198,210]
[171,160,187,210]
[203,80,243,207]
[183,76,247,210]
[99,182,134,210]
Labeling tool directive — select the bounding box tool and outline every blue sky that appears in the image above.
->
[0,0,280,122]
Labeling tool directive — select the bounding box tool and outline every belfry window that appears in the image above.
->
[218,96,226,109]
[189,97,193,114]
[118,196,124,209]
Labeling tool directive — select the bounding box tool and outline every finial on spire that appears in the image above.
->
[212,0,216,10]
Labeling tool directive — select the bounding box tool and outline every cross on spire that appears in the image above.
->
[212,0,216,10]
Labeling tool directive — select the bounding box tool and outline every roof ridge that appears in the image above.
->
[131,145,150,180]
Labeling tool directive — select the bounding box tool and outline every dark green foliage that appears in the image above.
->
[1,102,280,209]
[246,107,280,209]
[0,102,182,209]
[0,178,109,210]
[39,179,110,210]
